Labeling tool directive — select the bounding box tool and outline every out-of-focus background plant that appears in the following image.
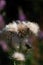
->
[0,0,43,65]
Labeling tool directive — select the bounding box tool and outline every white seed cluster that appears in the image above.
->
[5,21,40,36]
[12,52,25,61]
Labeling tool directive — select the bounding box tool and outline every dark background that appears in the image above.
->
[5,0,43,29]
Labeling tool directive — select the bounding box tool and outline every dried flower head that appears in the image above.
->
[12,52,25,61]
[4,21,40,36]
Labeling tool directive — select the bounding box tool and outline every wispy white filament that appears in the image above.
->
[5,21,18,33]
[26,22,40,36]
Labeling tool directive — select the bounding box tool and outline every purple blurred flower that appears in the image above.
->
[19,13,26,21]
[38,31,43,39]
[18,7,26,21]
[0,0,6,10]
[0,15,5,30]
[0,41,9,52]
